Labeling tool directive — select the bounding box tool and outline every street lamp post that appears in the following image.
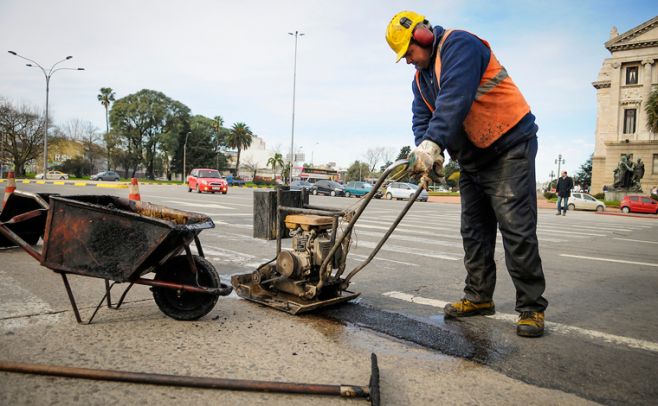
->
[555,154,566,178]
[183,131,191,183]
[8,51,84,179]
[311,141,319,167]
[288,30,304,183]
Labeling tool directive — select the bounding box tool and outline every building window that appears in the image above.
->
[653,154,658,175]
[626,66,638,85]
[623,109,636,134]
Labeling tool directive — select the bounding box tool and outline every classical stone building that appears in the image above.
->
[592,16,658,193]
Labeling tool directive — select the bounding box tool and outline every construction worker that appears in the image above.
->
[386,11,547,337]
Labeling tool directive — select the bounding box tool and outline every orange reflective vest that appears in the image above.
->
[415,29,530,148]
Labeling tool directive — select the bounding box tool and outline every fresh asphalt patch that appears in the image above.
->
[320,302,658,406]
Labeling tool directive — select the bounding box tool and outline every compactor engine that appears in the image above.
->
[256,214,347,301]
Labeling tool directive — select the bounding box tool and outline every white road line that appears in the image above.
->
[354,221,565,243]
[164,200,235,209]
[560,254,658,267]
[0,270,60,329]
[613,237,658,245]
[353,230,464,249]
[349,253,419,267]
[202,246,269,269]
[537,228,606,237]
[383,291,658,353]
[353,240,461,261]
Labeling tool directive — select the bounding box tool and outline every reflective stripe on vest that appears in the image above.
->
[415,29,530,148]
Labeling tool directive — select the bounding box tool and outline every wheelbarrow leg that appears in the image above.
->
[193,234,204,258]
[60,273,82,324]
[104,279,113,308]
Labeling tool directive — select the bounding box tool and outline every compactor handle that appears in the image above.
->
[317,160,412,290]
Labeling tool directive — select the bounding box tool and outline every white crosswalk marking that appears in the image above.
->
[560,254,658,267]
[0,270,61,328]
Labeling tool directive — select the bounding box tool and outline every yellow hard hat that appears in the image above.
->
[386,10,426,62]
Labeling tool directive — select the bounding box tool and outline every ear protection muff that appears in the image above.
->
[412,25,435,47]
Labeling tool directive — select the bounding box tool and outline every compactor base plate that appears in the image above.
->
[231,272,360,315]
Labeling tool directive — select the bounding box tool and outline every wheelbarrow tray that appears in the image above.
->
[0,192,54,248]
[41,195,214,282]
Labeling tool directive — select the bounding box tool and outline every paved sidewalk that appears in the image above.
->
[0,292,595,405]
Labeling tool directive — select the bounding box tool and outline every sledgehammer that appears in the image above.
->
[0,353,380,405]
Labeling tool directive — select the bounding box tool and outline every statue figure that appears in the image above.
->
[631,158,645,191]
[613,155,634,189]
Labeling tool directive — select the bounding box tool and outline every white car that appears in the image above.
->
[568,193,606,212]
[35,170,69,180]
[384,182,428,202]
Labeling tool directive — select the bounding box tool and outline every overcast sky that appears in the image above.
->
[1,0,656,181]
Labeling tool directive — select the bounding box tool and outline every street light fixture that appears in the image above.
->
[8,51,84,179]
[555,154,566,178]
[183,131,191,183]
[311,141,319,167]
[287,30,304,183]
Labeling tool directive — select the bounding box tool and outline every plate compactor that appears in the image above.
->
[232,160,428,314]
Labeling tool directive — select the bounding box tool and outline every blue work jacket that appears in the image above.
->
[411,26,538,172]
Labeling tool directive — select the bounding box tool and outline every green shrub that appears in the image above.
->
[604,200,620,208]
[593,193,605,200]
[543,191,556,200]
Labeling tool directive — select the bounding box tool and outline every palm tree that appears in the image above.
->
[646,88,658,135]
[266,152,284,180]
[97,87,116,170]
[212,115,224,169]
[226,122,253,176]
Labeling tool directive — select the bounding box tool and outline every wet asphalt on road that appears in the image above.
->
[2,182,657,405]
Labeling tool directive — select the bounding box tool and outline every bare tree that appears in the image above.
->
[365,147,385,172]
[242,155,259,179]
[61,119,101,174]
[0,99,44,176]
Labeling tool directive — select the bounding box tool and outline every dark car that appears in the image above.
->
[311,180,345,197]
[290,180,313,191]
[620,195,658,214]
[90,171,120,181]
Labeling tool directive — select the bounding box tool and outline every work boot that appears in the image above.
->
[444,299,495,318]
[516,311,545,337]
[562,211,566,216]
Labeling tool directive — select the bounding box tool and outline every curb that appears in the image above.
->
[594,211,658,219]
[1,179,128,189]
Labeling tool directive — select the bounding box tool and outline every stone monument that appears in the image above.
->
[605,155,644,200]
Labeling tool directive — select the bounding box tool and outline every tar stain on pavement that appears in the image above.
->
[320,303,512,364]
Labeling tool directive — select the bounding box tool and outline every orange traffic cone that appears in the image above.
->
[128,178,141,202]
[2,172,16,209]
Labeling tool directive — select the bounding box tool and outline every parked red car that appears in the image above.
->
[619,195,658,214]
[187,168,228,194]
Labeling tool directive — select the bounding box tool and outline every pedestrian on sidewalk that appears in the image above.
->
[386,10,547,337]
[555,171,573,216]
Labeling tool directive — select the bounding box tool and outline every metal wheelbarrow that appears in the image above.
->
[0,191,232,323]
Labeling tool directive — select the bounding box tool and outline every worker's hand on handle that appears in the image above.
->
[408,140,444,180]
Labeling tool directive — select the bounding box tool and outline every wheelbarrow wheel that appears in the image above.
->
[152,255,220,321]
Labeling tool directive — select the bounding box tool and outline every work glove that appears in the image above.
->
[408,140,444,180]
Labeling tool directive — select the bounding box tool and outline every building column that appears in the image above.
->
[639,58,655,140]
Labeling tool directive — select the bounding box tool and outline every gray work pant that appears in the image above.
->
[458,137,548,313]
